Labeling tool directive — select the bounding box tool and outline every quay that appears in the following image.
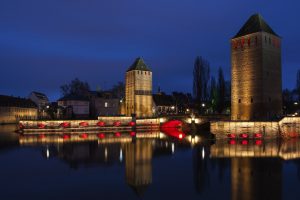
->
[211,117,300,139]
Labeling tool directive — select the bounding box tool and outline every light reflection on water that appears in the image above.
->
[0,125,300,199]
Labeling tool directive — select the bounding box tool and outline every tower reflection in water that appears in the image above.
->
[17,131,300,199]
[231,158,281,200]
[125,139,152,196]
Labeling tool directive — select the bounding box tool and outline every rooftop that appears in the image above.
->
[233,13,279,38]
[58,94,89,102]
[0,95,37,108]
[127,57,151,72]
[31,91,49,101]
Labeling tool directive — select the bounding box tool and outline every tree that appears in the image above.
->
[193,56,210,110]
[210,76,218,113]
[60,78,90,97]
[111,82,125,99]
[217,67,226,113]
[296,70,300,100]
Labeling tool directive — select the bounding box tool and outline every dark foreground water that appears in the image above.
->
[1,125,300,200]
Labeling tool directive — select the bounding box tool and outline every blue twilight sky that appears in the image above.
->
[0,0,299,101]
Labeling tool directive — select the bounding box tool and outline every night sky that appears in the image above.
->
[0,0,299,101]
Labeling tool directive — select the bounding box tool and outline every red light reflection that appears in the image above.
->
[160,120,186,140]
[97,133,105,139]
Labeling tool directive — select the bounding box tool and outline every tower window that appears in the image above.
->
[251,98,253,103]
[255,36,258,46]
[105,102,108,107]
[238,99,241,103]
[269,37,271,44]
[248,38,251,47]
[265,36,267,43]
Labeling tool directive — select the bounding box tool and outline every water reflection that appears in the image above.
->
[231,158,281,200]
[2,124,300,199]
[125,140,152,197]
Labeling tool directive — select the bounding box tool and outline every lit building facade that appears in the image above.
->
[231,14,282,120]
[0,95,38,124]
[125,57,153,118]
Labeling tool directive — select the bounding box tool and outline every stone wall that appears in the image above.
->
[125,70,153,118]
[231,32,281,120]
[211,117,300,139]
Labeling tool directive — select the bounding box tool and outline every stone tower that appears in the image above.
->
[231,14,282,120]
[125,57,153,118]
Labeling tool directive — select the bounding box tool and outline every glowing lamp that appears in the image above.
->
[19,123,25,129]
[240,134,248,138]
[130,131,136,136]
[241,140,248,145]
[60,122,70,128]
[80,133,88,139]
[113,121,121,127]
[38,134,46,139]
[228,139,236,145]
[38,123,46,129]
[255,140,262,145]
[97,133,105,139]
[227,134,236,138]
[128,121,135,126]
[179,134,183,139]
[115,132,121,137]
[254,133,262,138]
[62,134,70,139]
[79,122,89,127]
[97,121,105,127]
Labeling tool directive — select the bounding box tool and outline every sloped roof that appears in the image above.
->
[58,94,89,102]
[153,93,175,106]
[127,57,151,72]
[0,95,37,108]
[233,14,279,38]
[31,91,48,100]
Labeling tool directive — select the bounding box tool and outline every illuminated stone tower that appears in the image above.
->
[231,14,282,120]
[125,57,153,118]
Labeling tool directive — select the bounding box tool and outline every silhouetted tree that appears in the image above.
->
[111,82,125,99]
[217,67,225,113]
[60,78,90,97]
[296,70,300,100]
[210,76,218,113]
[193,56,210,112]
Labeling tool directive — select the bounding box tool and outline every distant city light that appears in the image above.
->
[294,102,298,105]
[119,149,123,162]
[201,103,205,107]
[46,148,50,159]
[171,143,175,154]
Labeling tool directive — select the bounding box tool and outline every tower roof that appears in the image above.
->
[127,57,151,72]
[233,14,279,38]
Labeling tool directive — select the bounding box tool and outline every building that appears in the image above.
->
[57,95,90,119]
[0,95,37,124]
[231,14,282,120]
[153,93,176,116]
[29,91,49,118]
[125,57,153,118]
[89,91,121,117]
[28,91,49,109]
